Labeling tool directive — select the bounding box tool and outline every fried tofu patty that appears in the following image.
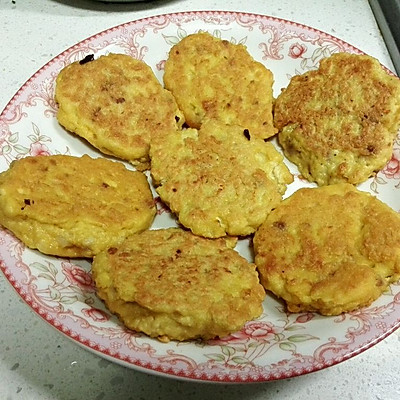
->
[274,53,400,185]
[253,183,400,315]
[92,228,265,342]
[55,53,184,169]
[150,119,293,238]
[0,155,155,257]
[164,32,276,139]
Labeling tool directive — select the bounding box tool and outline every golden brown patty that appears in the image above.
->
[0,155,155,257]
[164,32,276,139]
[55,53,184,169]
[253,183,400,315]
[92,228,265,342]
[150,119,293,238]
[274,52,400,185]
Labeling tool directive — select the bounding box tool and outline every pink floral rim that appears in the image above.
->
[0,11,399,383]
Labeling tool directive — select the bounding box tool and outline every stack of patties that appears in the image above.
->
[17,34,397,343]
[253,52,400,315]
[51,35,284,341]
[151,32,293,238]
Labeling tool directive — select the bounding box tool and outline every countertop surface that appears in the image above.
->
[0,1,399,399]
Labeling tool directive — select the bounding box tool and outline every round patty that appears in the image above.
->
[150,119,293,238]
[253,183,400,315]
[0,155,155,257]
[55,53,184,170]
[164,32,276,139]
[92,228,265,342]
[274,52,400,185]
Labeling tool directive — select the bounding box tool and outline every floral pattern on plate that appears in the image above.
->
[0,11,399,382]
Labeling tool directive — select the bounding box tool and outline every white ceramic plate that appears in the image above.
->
[1,11,399,383]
